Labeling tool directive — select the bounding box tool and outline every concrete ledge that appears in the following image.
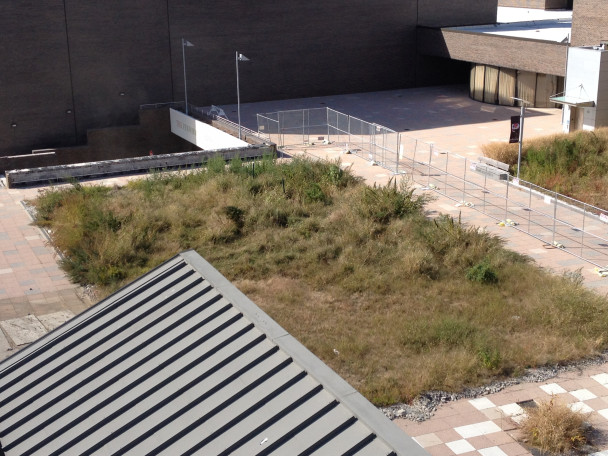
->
[472,162,509,180]
[5,144,274,188]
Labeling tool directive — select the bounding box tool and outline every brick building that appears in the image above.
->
[2,0,607,159]
[0,0,496,158]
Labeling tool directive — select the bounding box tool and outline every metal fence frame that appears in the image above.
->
[402,136,608,268]
[257,107,401,173]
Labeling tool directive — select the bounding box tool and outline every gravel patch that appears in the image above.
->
[381,353,608,421]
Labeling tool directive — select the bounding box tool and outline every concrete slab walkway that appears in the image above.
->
[0,184,88,360]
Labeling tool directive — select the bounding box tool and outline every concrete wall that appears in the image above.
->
[418,28,568,77]
[497,0,571,9]
[598,51,608,129]
[0,1,76,154]
[571,0,608,47]
[0,108,195,173]
[417,0,497,27]
[1,0,498,158]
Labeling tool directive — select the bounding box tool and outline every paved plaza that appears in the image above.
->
[2,84,608,454]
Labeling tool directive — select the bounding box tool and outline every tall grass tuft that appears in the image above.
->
[31,155,608,406]
[482,127,608,208]
[519,397,592,454]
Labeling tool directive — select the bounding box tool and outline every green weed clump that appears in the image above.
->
[31,154,608,406]
[482,128,608,208]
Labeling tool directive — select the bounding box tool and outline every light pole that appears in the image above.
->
[182,38,194,115]
[511,97,531,180]
[236,51,250,140]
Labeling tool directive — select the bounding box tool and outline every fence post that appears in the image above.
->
[445,151,449,192]
[483,172,487,213]
[348,116,351,146]
[552,190,558,244]
[395,133,400,174]
[428,143,433,187]
[462,157,467,203]
[302,109,306,145]
[528,184,532,234]
[505,177,510,220]
[581,203,586,258]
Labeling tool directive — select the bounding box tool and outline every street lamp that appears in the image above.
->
[182,38,194,115]
[511,97,531,180]
[236,51,250,140]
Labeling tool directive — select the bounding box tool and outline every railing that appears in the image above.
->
[399,136,608,268]
[257,107,401,173]
[140,101,185,110]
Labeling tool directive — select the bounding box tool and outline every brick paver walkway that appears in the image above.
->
[2,85,608,453]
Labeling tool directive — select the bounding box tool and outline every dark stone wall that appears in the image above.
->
[1,0,499,158]
[418,0,497,27]
[0,108,195,172]
[0,1,75,154]
[497,0,570,9]
[167,0,419,107]
[64,0,173,142]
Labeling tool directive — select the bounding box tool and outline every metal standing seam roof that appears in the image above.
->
[0,250,427,456]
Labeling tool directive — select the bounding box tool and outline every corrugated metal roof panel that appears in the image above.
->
[0,251,427,456]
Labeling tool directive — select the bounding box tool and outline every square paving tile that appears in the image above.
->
[568,402,594,414]
[414,433,443,448]
[37,310,75,331]
[497,403,525,417]
[539,383,567,395]
[446,439,475,454]
[570,389,597,401]
[455,421,501,439]
[479,446,509,456]
[0,329,13,361]
[469,397,496,410]
[0,315,47,346]
[592,373,608,386]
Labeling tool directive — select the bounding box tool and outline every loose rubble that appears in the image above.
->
[380,353,608,421]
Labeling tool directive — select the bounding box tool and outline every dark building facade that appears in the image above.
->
[1,0,497,157]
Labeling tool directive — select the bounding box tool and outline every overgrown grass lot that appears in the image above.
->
[32,156,608,406]
[483,127,608,208]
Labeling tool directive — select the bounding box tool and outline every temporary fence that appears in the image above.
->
[257,107,401,173]
[402,135,608,268]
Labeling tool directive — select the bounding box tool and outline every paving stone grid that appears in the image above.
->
[2,85,608,454]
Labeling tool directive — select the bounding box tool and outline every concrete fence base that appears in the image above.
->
[6,144,274,188]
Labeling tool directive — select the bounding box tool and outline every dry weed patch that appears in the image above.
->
[30,155,608,405]
[482,128,608,208]
[519,397,593,455]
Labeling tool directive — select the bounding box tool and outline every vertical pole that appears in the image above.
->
[445,151,449,192]
[581,204,586,257]
[236,51,242,140]
[348,116,351,146]
[552,190,558,244]
[528,184,532,234]
[395,133,400,174]
[182,39,188,115]
[505,177,510,220]
[428,143,432,187]
[517,104,525,179]
[483,172,487,213]
[462,157,467,203]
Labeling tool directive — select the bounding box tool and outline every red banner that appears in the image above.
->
[509,116,520,144]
